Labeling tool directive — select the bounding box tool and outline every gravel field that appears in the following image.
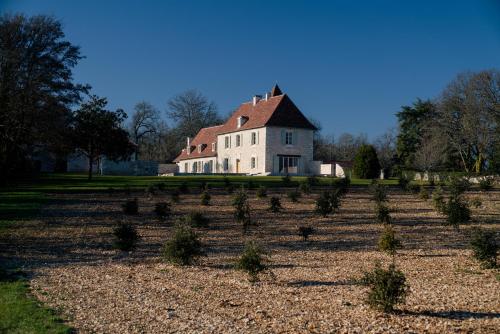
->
[2,187,499,333]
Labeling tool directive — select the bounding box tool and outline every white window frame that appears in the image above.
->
[225,136,230,148]
[251,157,256,169]
[236,134,241,147]
[198,144,202,153]
[212,142,216,152]
[251,132,257,145]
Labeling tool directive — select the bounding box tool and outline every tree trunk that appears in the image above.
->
[88,156,93,181]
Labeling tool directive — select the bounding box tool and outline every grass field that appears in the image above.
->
[9,173,399,193]
[0,191,71,334]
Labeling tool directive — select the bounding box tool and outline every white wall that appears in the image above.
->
[178,157,217,174]
[216,127,267,174]
[264,127,314,175]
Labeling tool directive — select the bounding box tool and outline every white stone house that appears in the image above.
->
[174,85,318,175]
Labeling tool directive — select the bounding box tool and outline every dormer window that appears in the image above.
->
[198,144,202,153]
[237,116,248,128]
[212,142,216,152]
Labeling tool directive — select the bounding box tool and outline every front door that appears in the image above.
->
[236,159,240,173]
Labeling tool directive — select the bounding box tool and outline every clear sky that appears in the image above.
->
[2,0,500,139]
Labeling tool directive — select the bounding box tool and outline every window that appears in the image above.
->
[278,156,299,174]
[251,132,257,145]
[212,142,216,152]
[191,163,197,173]
[184,163,188,172]
[223,158,229,171]
[198,161,203,173]
[208,160,213,173]
[198,144,202,153]
[236,134,241,147]
[251,157,256,169]
[225,136,230,148]
[285,131,293,145]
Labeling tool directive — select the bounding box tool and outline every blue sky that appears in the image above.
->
[2,0,500,139]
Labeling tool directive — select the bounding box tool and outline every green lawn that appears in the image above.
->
[0,191,71,333]
[10,173,398,193]
[0,281,71,334]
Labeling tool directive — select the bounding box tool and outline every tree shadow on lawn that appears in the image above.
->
[286,279,359,287]
[400,309,500,320]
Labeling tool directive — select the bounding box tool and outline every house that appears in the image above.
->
[173,85,318,175]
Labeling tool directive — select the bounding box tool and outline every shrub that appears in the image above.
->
[432,186,446,213]
[298,226,314,241]
[315,190,341,217]
[353,144,381,179]
[154,202,171,219]
[470,228,498,269]
[398,175,410,190]
[287,189,301,202]
[122,198,139,215]
[470,197,482,208]
[307,175,319,186]
[162,224,203,265]
[200,181,208,191]
[200,190,211,206]
[256,186,267,198]
[113,223,140,251]
[419,185,429,200]
[157,182,166,191]
[376,204,391,224]
[361,262,409,313]
[407,184,420,194]
[378,225,401,255]
[182,211,209,227]
[170,189,180,203]
[146,184,157,195]
[224,177,234,194]
[369,181,388,204]
[232,190,251,229]
[316,191,332,217]
[449,176,470,197]
[444,197,471,229]
[337,176,351,196]
[479,178,493,191]
[269,196,282,213]
[247,180,255,189]
[299,181,311,194]
[282,174,292,186]
[178,182,189,194]
[235,241,267,282]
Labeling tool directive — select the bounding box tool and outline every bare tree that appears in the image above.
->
[166,89,221,139]
[413,126,446,173]
[437,70,499,173]
[129,101,160,160]
[374,128,397,173]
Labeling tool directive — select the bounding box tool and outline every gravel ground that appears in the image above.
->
[2,187,499,333]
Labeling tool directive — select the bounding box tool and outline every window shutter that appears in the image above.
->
[293,130,298,145]
[281,130,285,145]
[240,134,243,146]
[273,155,279,174]
[257,131,259,144]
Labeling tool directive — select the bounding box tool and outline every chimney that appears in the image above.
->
[252,95,262,106]
[264,92,270,101]
[186,137,191,155]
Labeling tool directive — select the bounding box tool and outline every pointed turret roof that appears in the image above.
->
[271,84,283,97]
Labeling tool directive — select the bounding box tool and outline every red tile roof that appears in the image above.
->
[173,125,223,162]
[174,87,317,162]
[217,93,317,135]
